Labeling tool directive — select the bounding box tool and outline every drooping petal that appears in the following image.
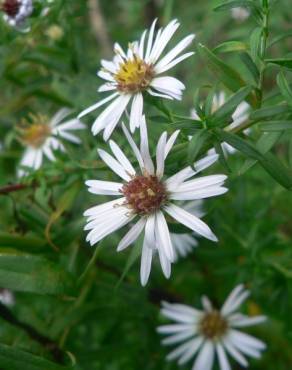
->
[216,343,231,370]
[85,180,122,196]
[117,218,146,251]
[164,204,218,242]
[140,239,153,286]
[129,92,143,132]
[192,341,215,370]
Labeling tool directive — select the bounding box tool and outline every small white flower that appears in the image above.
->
[0,289,15,306]
[158,284,267,370]
[191,91,250,155]
[1,0,33,28]
[79,19,195,140]
[231,7,250,21]
[84,117,227,286]
[170,200,204,261]
[18,108,85,177]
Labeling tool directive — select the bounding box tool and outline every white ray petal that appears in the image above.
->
[228,314,267,328]
[156,211,174,261]
[97,149,131,181]
[85,180,122,195]
[138,29,147,59]
[43,144,56,162]
[114,42,127,58]
[109,140,136,176]
[57,130,81,144]
[117,218,146,251]
[162,301,203,318]
[165,130,180,159]
[158,248,171,278]
[156,132,167,178]
[129,92,143,132]
[50,108,71,127]
[155,51,195,74]
[221,285,248,316]
[98,83,116,92]
[144,214,156,249]
[78,92,119,119]
[162,329,195,345]
[140,239,153,286]
[222,337,248,367]
[192,341,215,370]
[216,343,231,370]
[147,88,174,100]
[169,186,228,201]
[122,122,144,171]
[157,324,195,334]
[155,34,195,72]
[140,116,154,174]
[97,70,115,82]
[178,336,204,365]
[84,197,125,217]
[145,18,158,61]
[166,154,219,186]
[229,330,266,351]
[170,175,227,193]
[164,204,218,242]
[92,94,131,138]
[151,76,185,100]
[101,59,118,74]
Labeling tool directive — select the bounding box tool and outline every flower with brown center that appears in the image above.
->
[84,117,228,285]
[122,174,168,215]
[199,310,228,340]
[1,0,33,28]
[158,284,267,370]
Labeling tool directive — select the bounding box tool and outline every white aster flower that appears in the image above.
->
[158,284,267,370]
[18,108,85,177]
[170,200,204,261]
[231,7,250,21]
[79,19,195,140]
[191,91,250,155]
[1,0,33,28]
[84,117,227,286]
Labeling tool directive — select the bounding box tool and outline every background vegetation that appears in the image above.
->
[0,0,292,369]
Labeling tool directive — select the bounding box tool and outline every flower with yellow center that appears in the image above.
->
[84,116,227,285]
[158,284,267,370]
[78,19,195,140]
[18,108,85,177]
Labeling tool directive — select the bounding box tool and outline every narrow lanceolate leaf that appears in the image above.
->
[240,132,282,174]
[240,52,260,84]
[213,41,248,54]
[198,44,257,107]
[250,27,263,62]
[277,72,292,107]
[209,86,253,127]
[259,121,292,131]
[250,104,292,120]
[0,343,73,370]
[0,250,75,295]
[0,232,45,251]
[215,129,292,189]
[265,58,292,69]
[187,129,210,164]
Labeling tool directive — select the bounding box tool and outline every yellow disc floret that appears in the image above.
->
[19,113,51,148]
[114,56,154,94]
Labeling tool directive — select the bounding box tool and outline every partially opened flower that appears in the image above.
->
[79,19,195,140]
[191,91,250,155]
[84,117,227,285]
[1,0,33,28]
[158,284,267,370]
[18,108,85,177]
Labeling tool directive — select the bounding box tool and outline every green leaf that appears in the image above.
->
[209,86,253,127]
[0,343,73,370]
[187,129,210,164]
[240,52,260,84]
[213,41,248,54]
[198,44,257,107]
[198,44,245,91]
[215,130,292,189]
[277,72,292,107]
[250,27,262,61]
[265,58,292,69]
[259,121,292,131]
[240,132,282,174]
[0,232,45,251]
[250,104,291,120]
[0,249,75,295]
[269,30,292,47]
